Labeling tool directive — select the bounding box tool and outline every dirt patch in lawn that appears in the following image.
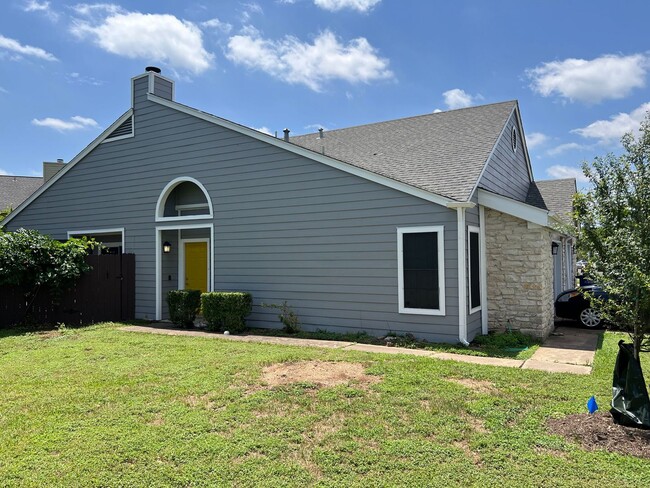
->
[261,361,380,389]
[446,377,499,395]
[547,412,650,459]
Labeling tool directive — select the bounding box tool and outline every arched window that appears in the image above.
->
[155,177,213,221]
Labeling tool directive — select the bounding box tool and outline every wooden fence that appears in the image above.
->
[0,254,135,327]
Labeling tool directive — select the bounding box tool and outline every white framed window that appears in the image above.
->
[511,126,518,153]
[397,226,445,315]
[67,228,125,254]
[155,176,213,222]
[468,226,481,314]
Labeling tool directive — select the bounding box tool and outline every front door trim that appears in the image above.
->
[155,223,214,320]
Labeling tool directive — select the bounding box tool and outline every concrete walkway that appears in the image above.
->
[121,324,602,375]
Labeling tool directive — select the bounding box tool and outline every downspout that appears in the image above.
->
[479,205,488,335]
[447,201,475,346]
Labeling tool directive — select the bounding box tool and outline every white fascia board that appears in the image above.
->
[513,103,534,182]
[147,94,455,208]
[477,189,549,227]
[3,109,134,226]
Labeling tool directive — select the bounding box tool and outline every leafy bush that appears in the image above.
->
[167,289,201,328]
[262,301,301,333]
[201,291,252,333]
[0,229,94,290]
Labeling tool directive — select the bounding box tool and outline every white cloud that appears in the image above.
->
[442,88,481,109]
[227,30,392,91]
[23,1,60,21]
[546,164,589,183]
[0,168,10,175]
[305,123,328,130]
[571,102,650,144]
[527,54,648,104]
[314,0,381,12]
[546,142,589,156]
[525,132,548,149]
[70,3,125,17]
[240,2,263,22]
[201,17,232,33]
[254,126,273,135]
[0,34,57,61]
[32,115,99,132]
[66,72,104,86]
[70,10,214,75]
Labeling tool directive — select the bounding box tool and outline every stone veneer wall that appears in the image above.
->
[485,208,555,339]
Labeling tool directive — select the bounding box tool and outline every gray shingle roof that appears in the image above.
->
[0,176,43,211]
[525,182,548,211]
[290,101,517,201]
[530,178,577,222]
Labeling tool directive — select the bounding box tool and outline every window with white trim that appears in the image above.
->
[468,226,481,312]
[397,226,445,315]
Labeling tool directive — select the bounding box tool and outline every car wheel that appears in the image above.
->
[579,307,602,328]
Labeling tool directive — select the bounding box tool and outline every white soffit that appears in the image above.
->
[477,189,549,226]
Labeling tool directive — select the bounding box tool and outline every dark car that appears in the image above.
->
[555,277,608,328]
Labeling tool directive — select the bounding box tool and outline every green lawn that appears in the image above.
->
[0,323,648,487]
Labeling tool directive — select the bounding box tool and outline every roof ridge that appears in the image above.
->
[0,175,43,179]
[290,100,518,138]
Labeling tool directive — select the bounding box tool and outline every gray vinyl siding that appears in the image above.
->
[153,77,173,101]
[478,112,531,202]
[161,229,178,318]
[7,80,463,343]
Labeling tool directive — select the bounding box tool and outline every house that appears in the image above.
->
[0,161,66,212]
[3,68,575,343]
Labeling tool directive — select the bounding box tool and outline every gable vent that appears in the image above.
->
[105,116,133,141]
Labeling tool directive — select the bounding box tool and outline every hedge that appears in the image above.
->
[201,291,252,333]
[167,289,201,327]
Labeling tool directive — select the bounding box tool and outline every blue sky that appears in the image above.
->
[1,0,648,187]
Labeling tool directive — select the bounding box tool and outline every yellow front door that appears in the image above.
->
[184,241,208,293]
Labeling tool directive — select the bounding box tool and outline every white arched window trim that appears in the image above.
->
[155,176,213,222]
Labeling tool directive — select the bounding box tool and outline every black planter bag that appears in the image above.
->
[610,340,650,429]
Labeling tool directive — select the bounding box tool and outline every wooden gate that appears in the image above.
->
[0,254,135,327]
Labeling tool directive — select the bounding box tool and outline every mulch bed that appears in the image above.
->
[547,412,650,458]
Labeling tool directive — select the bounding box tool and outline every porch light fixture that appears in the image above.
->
[163,241,172,254]
[551,242,559,255]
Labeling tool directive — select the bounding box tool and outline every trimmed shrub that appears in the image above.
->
[167,289,201,327]
[201,291,252,333]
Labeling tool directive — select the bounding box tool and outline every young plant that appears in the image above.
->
[263,301,301,333]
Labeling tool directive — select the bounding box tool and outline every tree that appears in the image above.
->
[0,207,10,224]
[574,113,650,359]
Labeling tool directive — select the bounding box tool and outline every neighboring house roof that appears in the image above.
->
[532,178,577,222]
[0,175,43,211]
[290,101,518,202]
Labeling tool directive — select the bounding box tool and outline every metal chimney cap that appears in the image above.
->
[56,158,64,163]
[145,66,161,74]
[318,128,324,139]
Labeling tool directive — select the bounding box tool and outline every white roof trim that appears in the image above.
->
[3,109,134,226]
[477,188,549,227]
[147,94,455,208]
[514,104,534,182]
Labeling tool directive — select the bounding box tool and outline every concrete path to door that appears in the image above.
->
[121,324,602,375]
